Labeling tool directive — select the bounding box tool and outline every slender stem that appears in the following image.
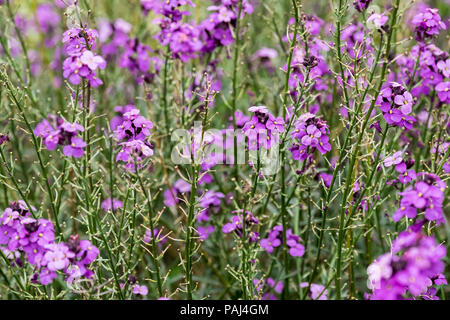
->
[279,0,300,299]
[185,163,198,300]
[334,0,401,299]
[136,166,164,297]
[1,73,62,237]
[162,47,171,140]
[231,0,244,179]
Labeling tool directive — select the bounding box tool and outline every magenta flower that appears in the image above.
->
[290,113,331,161]
[80,50,106,70]
[436,59,450,78]
[301,125,322,146]
[367,13,388,29]
[393,173,445,224]
[300,282,328,300]
[39,268,58,285]
[63,137,87,158]
[197,225,215,241]
[436,81,449,103]
[43,243,74,271]
[133,285,148,296]
[353,0,372,12]
[411,8,446,41]
[383,151,403,167]
[367,224,446,300]
[101,198,123,212]
[393,92,414,114]
[144,228,167,245]
[260,237,281,253]
[78,240,99,265]
[376,83,416,129]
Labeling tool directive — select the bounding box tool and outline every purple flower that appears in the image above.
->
[222,211,258,242]
[411,8,446,41]
[144,228,167,245]
[290,113,330,161]
[114,106,154,171]
[133,285,148,296]
[376,83,416,130]
[39,268,58,285]
[260,225,303,256]
[436,81,450,103]
[265,116,285,133]
[393,92,414,114]
[62,27,106,87]
[197,225,215,241]
[436,59,450,78]
[367,226,446,300]
[120,38,155,84]
[393,173,445,224]
[300,282,328,300]
[101,198,123,212]
[353,0,372,12]
[80,50,107,70]
[0,134,9,145]
[367,13,388,29]
[63,137,87,158]
[260,237,281,253]
[318,173,332,187]
[383,151,403,167]
[34,116,86,158]
[43,243,74,271]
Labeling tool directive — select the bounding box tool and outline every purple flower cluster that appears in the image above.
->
[198,0,253,54]
[398,44,449,102]
[62,27,106,87]
[34,115,86,158]
[376,82,416,130]
[353,0,372,12]
[260,225,305,258]
[222,210,259,243]
[36,3,61,47]
[289,113,331,161]
[367,224,446,300]
[98,18,162,84]
[147,0,254,61]
[160,22,203,62]
[0,201,98,286]
[393,173,445,224]
[195,190,226,240]
[120,38,159,84]
[98,18,131,57]
[133,284,149,296]
[283,37,330,97]
[148,1,202,62]
[384,152,417,184]
[367,13,388,29]
[198,190,225,222]
[411,8,446,42]
[242,106,284,150]
[114,106,154,171]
